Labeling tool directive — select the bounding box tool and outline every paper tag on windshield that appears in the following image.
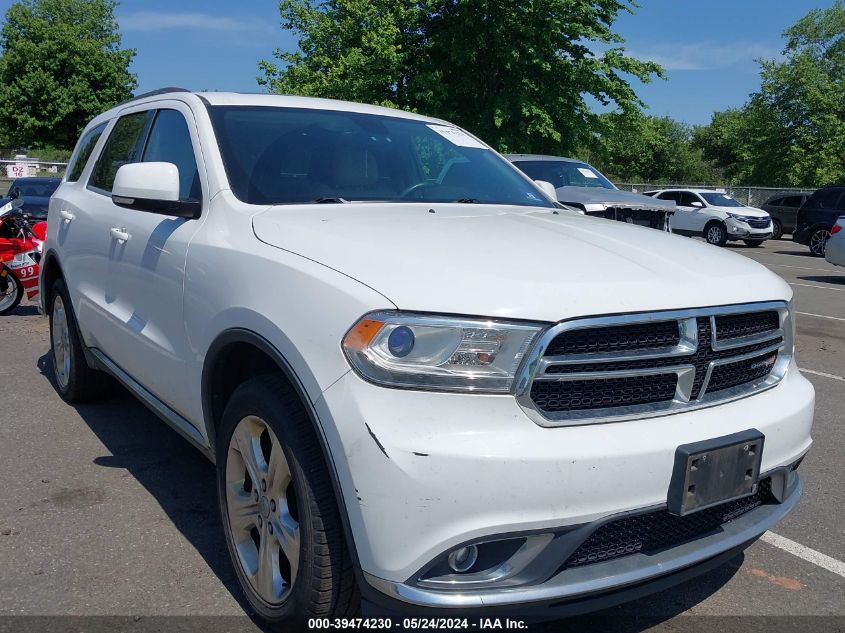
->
[578,167,599,178]
[427,124,487,149]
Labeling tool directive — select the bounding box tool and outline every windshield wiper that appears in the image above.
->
[310,197,350,204]
[454,198,482,203]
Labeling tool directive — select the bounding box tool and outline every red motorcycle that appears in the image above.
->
[0,196,46,315]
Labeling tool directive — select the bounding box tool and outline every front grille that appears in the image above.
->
[715,311,779,340]
[545,321,680,356]
[531,374,677,413]
[522,305,789,422]
[707,351,778,393]
[747,217,771,229]
[562,479,773,569]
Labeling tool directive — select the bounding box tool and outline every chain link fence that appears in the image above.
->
[616,184,816,208]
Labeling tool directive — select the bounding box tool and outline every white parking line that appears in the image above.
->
[763,262,845,274]
[800,368,845,382]
[790,282,845,293]
[797,311,845,322]
[761,532,845,578]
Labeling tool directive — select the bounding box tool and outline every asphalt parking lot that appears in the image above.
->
[0,237,842,630]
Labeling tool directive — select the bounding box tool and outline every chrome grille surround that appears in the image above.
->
[514,301,792,427]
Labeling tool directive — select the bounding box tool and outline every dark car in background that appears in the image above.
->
[761,192,810,240]
[793,186,845,256]
[0,177,61,221]
[507,154,675,232]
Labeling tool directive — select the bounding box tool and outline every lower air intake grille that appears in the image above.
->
[530,374,677,413]
[562,479,773,569]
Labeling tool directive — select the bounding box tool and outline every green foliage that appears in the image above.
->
[587,111,717,183]
[260,0,663,155]
[696,1,845,187]
[0,0,136,150]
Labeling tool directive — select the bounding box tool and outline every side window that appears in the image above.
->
[66,123,107,182]
[89,112,150,193]
[808,189,842,210]
[141,109,201,201]
[782,196,799,207]
[658,191,679,203]
[768,197,784,207]
[678,192,698,206]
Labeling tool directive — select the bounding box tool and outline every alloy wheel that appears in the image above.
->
[225,415,300,606]
[51,295,71,390]
[707,225,724,245]
[810,229,830,256]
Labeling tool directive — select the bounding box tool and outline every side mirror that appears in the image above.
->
[690,201,704,208]
[534,180,558,202]
[8,188,19,200]
[111,162,200,219]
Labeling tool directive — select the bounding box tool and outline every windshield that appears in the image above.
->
[207,106,553,208]
[512,160,616,190]
[699,192,743,207]
[9,179,59,198]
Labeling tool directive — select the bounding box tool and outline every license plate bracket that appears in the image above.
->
[667,429,764,516]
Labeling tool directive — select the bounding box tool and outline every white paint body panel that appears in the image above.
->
[44,92,814,602]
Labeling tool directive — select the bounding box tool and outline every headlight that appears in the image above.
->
[342,312,544,392]
[726,213,746,222]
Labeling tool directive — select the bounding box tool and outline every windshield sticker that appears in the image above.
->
[427,124,488,149]
[577,167,599,179]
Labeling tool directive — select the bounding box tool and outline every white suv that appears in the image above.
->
[43,90,814,624]
[646,188,773,247]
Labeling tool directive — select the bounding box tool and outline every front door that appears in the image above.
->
[86,102,207,416]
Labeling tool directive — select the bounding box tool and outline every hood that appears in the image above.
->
[555,187,674,210]
[717,206,770,217]
[252,203,790,322]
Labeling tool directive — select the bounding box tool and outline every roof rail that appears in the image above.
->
[118,87,192,106]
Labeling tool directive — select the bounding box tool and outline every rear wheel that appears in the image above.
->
[217,374,358,625]
[771,219,783,240]
[0,270,23,315]
[48,279,108,402]
[809,228,830,257]
[704,222,728,247]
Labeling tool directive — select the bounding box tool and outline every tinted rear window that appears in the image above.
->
[806,189,843,210]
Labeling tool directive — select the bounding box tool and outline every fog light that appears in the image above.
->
[447,545,478,573]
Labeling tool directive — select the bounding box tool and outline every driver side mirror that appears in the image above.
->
[8,188,19,200]
[111,162,200,219]
[534,180,558,202]
[690,201,704,208]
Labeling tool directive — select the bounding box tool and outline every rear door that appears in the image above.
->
[659,191,695,232]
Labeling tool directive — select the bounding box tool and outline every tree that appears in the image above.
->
[259,0,663,154]
[696,1,845,186]
[0,0,136,149]
[588,111,716,183]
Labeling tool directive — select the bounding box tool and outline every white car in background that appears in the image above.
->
[824,217,845,266]
[646,189,773,247]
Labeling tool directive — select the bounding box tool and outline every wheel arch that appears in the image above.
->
[39,248,64,312]
[201,328,363,572]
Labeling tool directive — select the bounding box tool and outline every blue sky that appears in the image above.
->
[0,0,834,125]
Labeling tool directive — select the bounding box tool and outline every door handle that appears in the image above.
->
[59,209,74,222]
[110,227,131,244]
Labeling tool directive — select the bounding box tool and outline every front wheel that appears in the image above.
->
[809,228,830,257]
[0,270,23,315]
[217,374,358,625]
[705,222,728,247]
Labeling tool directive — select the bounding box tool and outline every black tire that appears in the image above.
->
[771,219,783,240]
[808,228,830,257]
[0,271,23,315]
[48,279,108,402]
[216,374,359,625]
[743,240,764,247]
[704,221,728,247]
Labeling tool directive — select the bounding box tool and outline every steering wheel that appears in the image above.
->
[398,181,438,199]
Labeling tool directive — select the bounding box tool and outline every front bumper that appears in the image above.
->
[726,218,772,240]
[314,361,813,606]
